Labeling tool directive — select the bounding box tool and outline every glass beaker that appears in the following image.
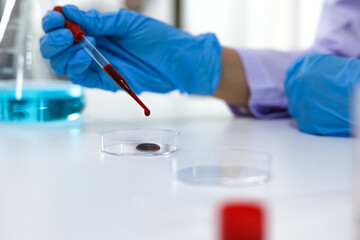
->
[0,0,85,122]
[0,81,84,122]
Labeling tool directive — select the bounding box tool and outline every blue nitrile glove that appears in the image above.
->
[285,53,360,137]
[40,5,222,95]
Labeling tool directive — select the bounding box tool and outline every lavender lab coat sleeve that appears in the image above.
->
[232,0,360,118]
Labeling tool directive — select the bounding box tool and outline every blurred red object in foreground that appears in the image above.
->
[221,202,265,240]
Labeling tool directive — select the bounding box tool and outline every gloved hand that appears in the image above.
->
[285,53,360,137]
[40,5,222,95]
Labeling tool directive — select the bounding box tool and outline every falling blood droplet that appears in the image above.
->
[103,64,151,117]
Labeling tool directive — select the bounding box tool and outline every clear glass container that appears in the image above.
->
[0,0,86,122]
[101,129,180,157]
[0,81,85,122]
[174,148,271,187]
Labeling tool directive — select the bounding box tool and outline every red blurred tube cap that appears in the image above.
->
[221,202,265,240]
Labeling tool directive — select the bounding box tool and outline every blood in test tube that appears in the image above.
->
[136,143,161,152]
[103,64,150,117]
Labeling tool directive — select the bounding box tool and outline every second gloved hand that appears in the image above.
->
[285,53,360,137]
[40,5,222,95]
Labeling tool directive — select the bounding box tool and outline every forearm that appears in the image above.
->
[213,47,249,108]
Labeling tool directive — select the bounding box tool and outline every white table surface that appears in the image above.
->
[0,90,356,240]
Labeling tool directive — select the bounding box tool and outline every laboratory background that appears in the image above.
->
[0,0,358,240]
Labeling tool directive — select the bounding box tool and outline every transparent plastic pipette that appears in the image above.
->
[53,6,150,116]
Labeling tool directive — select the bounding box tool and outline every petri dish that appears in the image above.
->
[174,148,271,187]
[101,128,180,157]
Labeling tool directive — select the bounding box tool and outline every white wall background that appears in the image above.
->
[52,0,325,50]
[54,0,325,51]
[54,0,174,24]
[183,0,324,50]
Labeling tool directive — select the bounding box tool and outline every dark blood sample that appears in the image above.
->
[103,64,151,117]
[136,143,161,152]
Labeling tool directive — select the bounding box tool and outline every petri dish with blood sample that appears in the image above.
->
[101,129,180,157]
[174,148,271,187]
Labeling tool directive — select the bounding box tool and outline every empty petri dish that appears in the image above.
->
[174,148,271,187]
[101,129,180,157]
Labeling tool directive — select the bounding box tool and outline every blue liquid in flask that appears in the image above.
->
[0,82,85,122]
